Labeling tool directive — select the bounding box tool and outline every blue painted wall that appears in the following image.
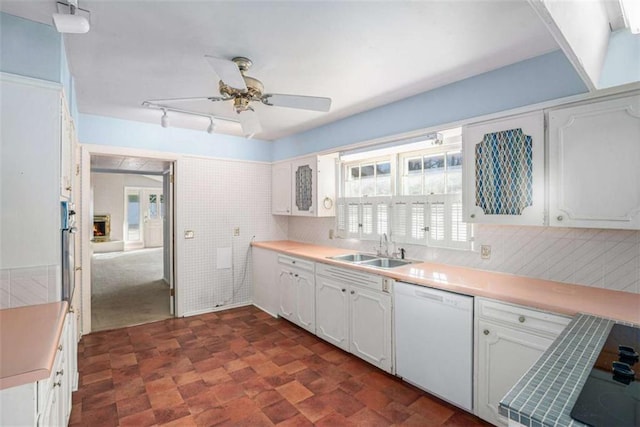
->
[272,50,588,161]
[0,12,79,122]
[79,114,272,162]
[600,29,640,89]
[0,13,61,83]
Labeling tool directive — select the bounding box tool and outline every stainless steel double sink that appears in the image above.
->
[328,253,413,269]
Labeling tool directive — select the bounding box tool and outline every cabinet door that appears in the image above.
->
[272,162,292,215]
[462,111,545,225]
[315,275,349,350]
[476,319,554,426]
[278,267,296,322]
[548,94,640,229]
[291,157,317,216]
[295,269,316,333]
[349,286,392,373]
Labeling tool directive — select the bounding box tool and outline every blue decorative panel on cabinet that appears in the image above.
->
[475,128,533,215]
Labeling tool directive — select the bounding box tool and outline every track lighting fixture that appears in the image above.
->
[52,0,91,34]
[142,101,241,136]
[161,109,169,128]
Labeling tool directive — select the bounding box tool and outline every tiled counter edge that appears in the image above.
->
[498,314,616,427]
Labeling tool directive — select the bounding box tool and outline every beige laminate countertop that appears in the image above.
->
[253,240,640,325]
[0,301,68,390]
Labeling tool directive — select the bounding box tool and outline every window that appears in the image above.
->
[337,128,472,250]
[344,159,392,197]
[401,149,462,195]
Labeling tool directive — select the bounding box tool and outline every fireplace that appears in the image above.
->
[93,215,110,242]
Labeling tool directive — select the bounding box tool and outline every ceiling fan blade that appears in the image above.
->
[237,109,262,136]
[205,55,247,91]
[262,93,331,112]
[146,96,228,104]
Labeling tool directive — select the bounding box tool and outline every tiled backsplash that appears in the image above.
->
[288,217,640,294]
[0,265,60,309]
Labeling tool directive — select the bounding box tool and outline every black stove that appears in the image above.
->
[571,323,640,427]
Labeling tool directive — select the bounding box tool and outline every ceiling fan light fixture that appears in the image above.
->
[207,118,216,134]
[160,109,169,128]
[52,0,90,34]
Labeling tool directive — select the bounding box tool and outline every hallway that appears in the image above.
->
[91,248,171,331]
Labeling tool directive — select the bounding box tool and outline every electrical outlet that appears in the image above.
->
[481,245,491,260]
[184,230,194,239]
[233,227,240,236]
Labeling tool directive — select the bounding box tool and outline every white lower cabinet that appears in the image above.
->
[315,263,393,373]
[0,310,77,427]
[474,298,570,426]
[277,255,315,333]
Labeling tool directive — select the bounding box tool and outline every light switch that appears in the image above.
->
[184,230,195,239]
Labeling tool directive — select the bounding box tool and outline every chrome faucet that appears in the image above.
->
[382,233,389,257]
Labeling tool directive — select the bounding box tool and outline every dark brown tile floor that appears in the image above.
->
[71,306,491,426]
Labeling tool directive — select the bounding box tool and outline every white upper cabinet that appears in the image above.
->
[271,162,292,215]
[462,111,545,226]
[272,154,337,217]
[548,93,640,229]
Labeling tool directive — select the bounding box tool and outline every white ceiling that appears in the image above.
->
[1,1,560,140]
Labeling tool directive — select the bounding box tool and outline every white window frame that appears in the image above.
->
[341,156,395,198]
[336,132,473,250]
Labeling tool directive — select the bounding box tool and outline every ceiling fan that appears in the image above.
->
[146,56,332,136]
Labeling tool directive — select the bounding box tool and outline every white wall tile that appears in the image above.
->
[0,270,10,309]
[287,217,640,294]
[177,157,287,316]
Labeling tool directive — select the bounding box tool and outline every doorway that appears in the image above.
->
[83,152,176,333]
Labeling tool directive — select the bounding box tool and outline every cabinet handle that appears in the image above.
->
[341,288,346,292]
[557,215,563,221]
[53,381,62,388]
[56,369,64,376]
[519,316,526,323]
[292,261,296,264]
[483,329,490,335]
[350,290,355,295]
[470,214,476,219]
[58,345,63,351]
[294,274,299,277]
[286,209,290,213]
[65,186,72,191]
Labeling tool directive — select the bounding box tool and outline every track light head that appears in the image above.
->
[52,0,90,34]
[207,118,216,134]
[161,109,169,128]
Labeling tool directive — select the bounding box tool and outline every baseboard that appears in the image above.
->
[182,301,252,317]
[251,303,279,319]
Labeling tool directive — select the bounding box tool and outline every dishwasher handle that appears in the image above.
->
[415,290,444,302]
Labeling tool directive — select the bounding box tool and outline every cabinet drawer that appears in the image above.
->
[477,298,570,337]
[278,255,314,272]
[316,263,384,292]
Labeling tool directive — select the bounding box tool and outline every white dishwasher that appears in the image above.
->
[394,281,473,411]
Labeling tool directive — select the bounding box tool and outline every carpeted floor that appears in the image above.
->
[91,248,172,332]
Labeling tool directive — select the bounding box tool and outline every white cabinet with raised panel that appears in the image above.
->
[462,111,545,226]
[271,162,292,215]
[315,263,393,373]
[474,298,570,426]
[272,153,337,217]
[548,93,640,229]
[277,255,315,333]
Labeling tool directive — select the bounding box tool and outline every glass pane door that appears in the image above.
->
[125,189,141,242]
